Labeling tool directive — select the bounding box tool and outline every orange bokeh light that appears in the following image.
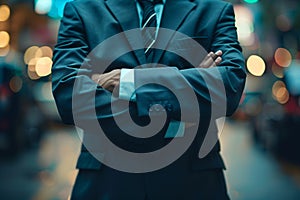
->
[274,48,292,67]
[0,31,10,48]
[0,5,10,22]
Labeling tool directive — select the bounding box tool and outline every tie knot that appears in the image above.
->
[138,0,163,8]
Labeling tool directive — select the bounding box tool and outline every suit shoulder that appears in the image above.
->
[194,0,231,8]
[194,0,233,15]
[68,0,105,7]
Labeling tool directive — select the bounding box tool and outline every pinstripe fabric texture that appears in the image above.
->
[138,0,163,61]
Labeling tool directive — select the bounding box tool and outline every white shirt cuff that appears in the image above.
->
[119,69,136,101]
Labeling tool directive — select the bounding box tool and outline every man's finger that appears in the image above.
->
[91,73,101,83]
[211,50,222,60]
[198,52,214,68]
[214,57,222,65]
[211,53,218,61]
[205,52,215,62]
[91,69,121,91]
[215,50,222,56]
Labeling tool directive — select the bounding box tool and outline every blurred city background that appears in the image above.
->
[0,0,300,199]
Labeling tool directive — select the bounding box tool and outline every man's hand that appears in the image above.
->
[198,50,222,68]
[91,69,120,93]
[185,50,223,129]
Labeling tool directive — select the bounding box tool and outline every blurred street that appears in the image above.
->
[222,121,300,200]
[0,121,300,200]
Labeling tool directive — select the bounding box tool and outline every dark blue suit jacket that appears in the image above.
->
[52,0,246,199]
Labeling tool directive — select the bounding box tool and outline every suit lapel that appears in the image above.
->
[105,0,147,65]
[153,0,197,64]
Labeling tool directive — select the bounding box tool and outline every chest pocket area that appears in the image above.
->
[173,36,210,51]
[164,36,210,69]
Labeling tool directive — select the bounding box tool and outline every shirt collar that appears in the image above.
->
[136,0,166,5]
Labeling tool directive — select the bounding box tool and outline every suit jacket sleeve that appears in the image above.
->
[52,2,129,127]
[134,3,246,121]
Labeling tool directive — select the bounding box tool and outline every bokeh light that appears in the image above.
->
[234,5,255,46]
[35,57,53,77]
[25,46,53,79]
[28,58,38,72]
[40,46,53,58]
[276,87,289,104]
[272,81,286,96]
[276,15,292,32]
[27,68,40,80]
[272,81,290,104]
[243,0,259,4]
[271,63,284,78]
[9,76,23,93]
[247,55,266,76]
[24,46,42,64]
[284,60,300,96]
[35,0,52,15]
[0,31,10,48]
[0,45,10,57]
[274,48,292,67]
[0,4,10,22]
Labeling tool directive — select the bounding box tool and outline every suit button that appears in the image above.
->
[151,104,166,112]
[153,104,161,112]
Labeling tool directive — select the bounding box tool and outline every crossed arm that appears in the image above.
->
[92,50,223,93]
